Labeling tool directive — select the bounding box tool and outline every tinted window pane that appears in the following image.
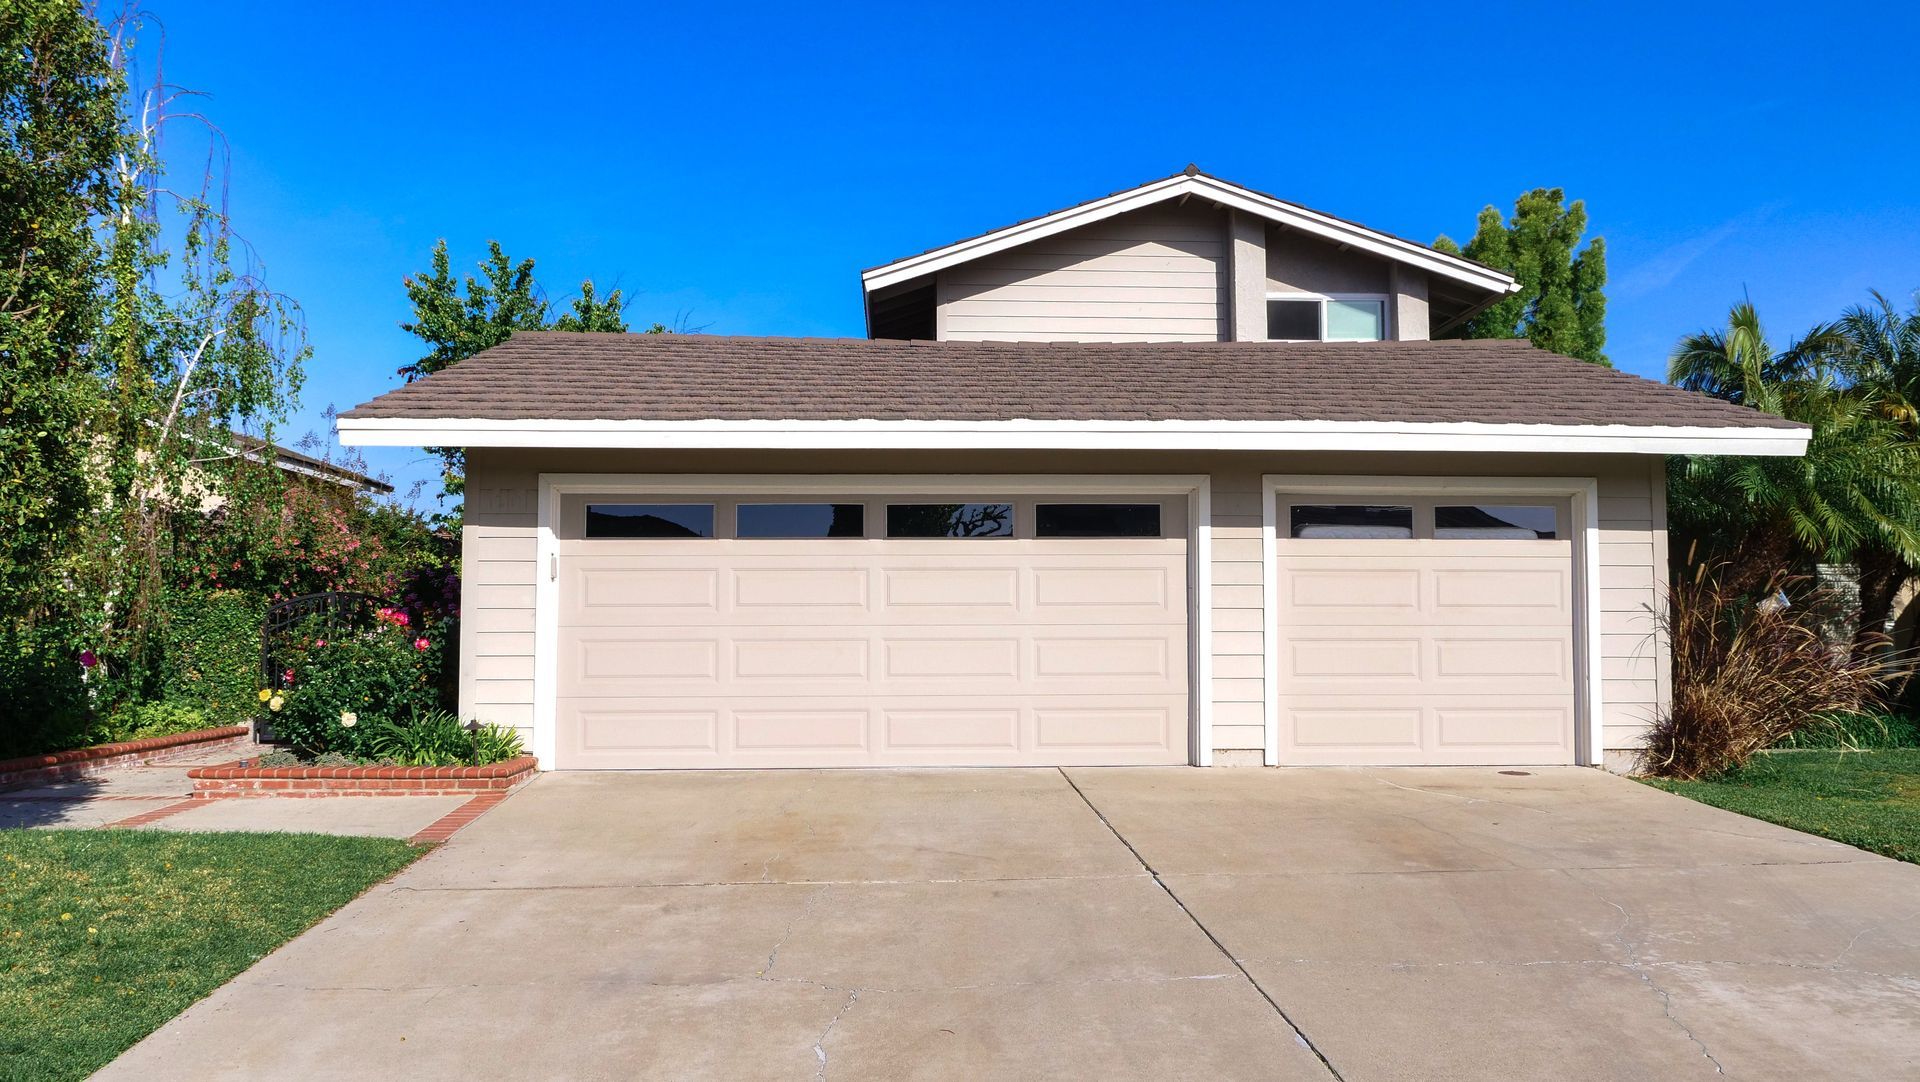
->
[1289,504,1412,539]
[585,504,714,538]
[1325,298,1384,340]
[737,503,865,538]
[1435,504,1557,540]
[1267,299,1320,341]
[887,503,1014,538]
[1035,503,1162,538]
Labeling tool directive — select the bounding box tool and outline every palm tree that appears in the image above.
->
[1668,303,1920,615]
[1829,292,1920,661]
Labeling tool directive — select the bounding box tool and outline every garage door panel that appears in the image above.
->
[1432,636,1570,681]
[1434,703,1573,749]
[1285,567,1421,611]
[734,709,870,752]
[1286,635,1422,680]
[882,637,1022,680]
[734,566,870,610]
[1288,705,1424,749]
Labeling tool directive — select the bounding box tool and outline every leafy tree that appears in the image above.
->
[0,0,120,612]
[1829,291,1920,654]
[1435,189,1609,365]
[399,241,628,502]
[1667,303,1920,649]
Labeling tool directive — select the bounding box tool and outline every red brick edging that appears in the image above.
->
[0,726,254,792]
[101,799,203,829]
[409,791,513,844]
[189,754,540,798]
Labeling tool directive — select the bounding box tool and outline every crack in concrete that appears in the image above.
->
[812,988,858,1081]
[1581,875,1725,1075]
[1832,906,1920,969]
[762,883,832,978]
[1056,768,1346,1081]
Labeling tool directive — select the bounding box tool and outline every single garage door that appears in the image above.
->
[554,493,1190,768]
[1274,496,1577,766]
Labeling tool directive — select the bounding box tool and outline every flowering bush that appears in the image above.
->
[264,613,443,756]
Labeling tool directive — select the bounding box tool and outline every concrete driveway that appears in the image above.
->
[101,767,1920,1080]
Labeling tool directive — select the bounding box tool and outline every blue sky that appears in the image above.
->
[143,0,1919,509]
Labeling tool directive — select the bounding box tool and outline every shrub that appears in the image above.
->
[1646,566,1886,779]
[265,610,441,756]
[104,701,210,742]
[161,589,260,726]
[0,614,98,757]
[365,709,524,767]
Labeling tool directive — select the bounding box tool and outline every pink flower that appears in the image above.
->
[414,637,431,652]
[79,649,98,669]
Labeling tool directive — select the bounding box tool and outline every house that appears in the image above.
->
[337,167,1806,772]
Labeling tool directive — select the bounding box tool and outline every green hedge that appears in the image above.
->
[160,590,261,727]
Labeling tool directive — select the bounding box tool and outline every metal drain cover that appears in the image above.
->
[1497,770,1533,776]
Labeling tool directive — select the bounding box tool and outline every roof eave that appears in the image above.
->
[337,417,1808,458]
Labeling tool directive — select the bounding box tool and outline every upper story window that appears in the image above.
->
[1266,294,1387,342]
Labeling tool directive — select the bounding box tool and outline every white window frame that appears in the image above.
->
[1261,474,1603,768]
[534,473,1214,770]
[1264,291,1391,342]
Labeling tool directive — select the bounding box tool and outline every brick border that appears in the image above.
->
[189,755,539,798]
[100,799,203,829]
[0,726,254,792]
[409,791,513,844]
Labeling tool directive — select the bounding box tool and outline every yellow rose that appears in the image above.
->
[257,689,273,702]
[268,695,285,712]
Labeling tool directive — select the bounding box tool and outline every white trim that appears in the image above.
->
[1263,291,1391,343]
[340,416,1809,457]
[533,473,1213,770]
[860,173,1522,297]
[1260,475,1603,768]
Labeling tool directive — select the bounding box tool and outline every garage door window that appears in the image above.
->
[585,503,715,538]
[887,503,1014,538]
[1435,504,1558,540]
[1290,504,1413,539]
[1035,503,1162,538]
[737,503,865,538]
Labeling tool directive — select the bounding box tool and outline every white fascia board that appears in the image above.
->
[859,174,1521,297]
[337,417,1810,457]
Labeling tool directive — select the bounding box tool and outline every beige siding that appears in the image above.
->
[458,449,1672,766]
[1596,467,1666,753]
[937,204,1227,342]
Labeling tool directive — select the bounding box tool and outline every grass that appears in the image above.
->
[0,830,421,1081]
[1644,748,1920,864]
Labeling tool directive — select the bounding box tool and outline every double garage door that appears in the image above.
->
[548,485,1581,769]
[554,493,1191,768]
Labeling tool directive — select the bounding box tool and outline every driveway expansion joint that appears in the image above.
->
[1058,768,1346,1081]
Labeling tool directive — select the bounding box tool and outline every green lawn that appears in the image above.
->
[1645,748,1920,864]
[0,830,421,1081]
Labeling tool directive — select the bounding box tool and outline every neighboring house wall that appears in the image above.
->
[935,204,1228,342]
[461,449,1670,766]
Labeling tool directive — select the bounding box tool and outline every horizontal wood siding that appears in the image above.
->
[460,477,541,742]
[938,205,1226,342]
[1209,472,1266,753]
[1596,467,1666,752]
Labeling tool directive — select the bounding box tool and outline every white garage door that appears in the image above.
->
[554,493,1190,768]
[1274,496,1577,766]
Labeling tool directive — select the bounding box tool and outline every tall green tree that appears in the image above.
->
[1668,303,1920,648]
[1435,189,1609,365]
[0,0,120,611]
[399,241,628,502]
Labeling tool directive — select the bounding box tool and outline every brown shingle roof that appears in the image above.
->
[340,332,1802,430]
